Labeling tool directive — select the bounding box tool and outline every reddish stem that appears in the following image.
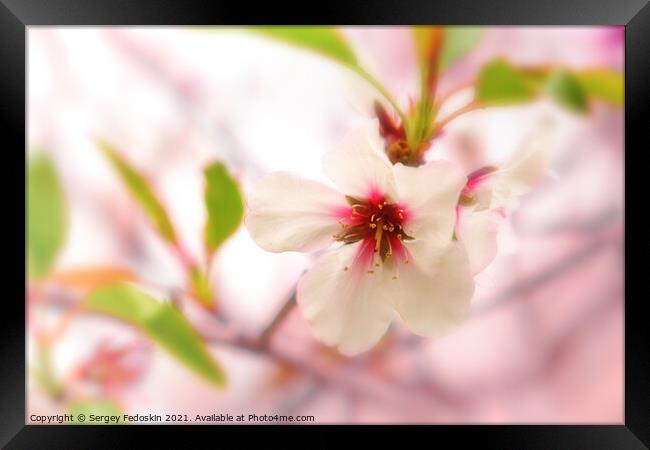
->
[433,101,485,135]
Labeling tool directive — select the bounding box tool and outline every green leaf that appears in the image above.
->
[242,27,408,136]
[68,399,123,424]
[476,59,537,105]
[98,140,177,244]
[86,283,226,387]
[27,152,66,280]
[189,265,213,309]
[32,343,62,397]
[574,69,623,106]
[203,162,244,253]
[545,70,588,112]
[438,27,483,72]
[250,26,358,68]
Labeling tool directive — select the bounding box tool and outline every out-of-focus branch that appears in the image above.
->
[469,237,618,318]
[512,207,621,236]
[34,279,462,412]
[199,323,459,412]
[32,234,620,414]
[258,288,297,343]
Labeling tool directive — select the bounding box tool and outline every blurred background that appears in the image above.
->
[27,26,623,423]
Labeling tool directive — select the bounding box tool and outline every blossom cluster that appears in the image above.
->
[246,119,550,355]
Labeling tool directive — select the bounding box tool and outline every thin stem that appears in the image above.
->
[352,66,411,138]
[413,66,433,143]
[172,242,197,272]
[433,79,475,110]
[433,101,485,133]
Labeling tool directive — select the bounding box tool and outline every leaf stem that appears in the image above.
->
[433,101,485,134]
[352,66,411,138]
[433,79,476,110]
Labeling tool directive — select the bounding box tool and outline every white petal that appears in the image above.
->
[322,119,398,201]
[393,160,465,246]
[499,121,552,198]
[246,172,346,253]
[388,240,474,338]
[456,208,503,274]
[296,242,395,355]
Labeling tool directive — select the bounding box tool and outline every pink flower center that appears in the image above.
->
[333,190,413,272]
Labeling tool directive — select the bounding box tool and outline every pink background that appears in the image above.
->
[28,26,624,423]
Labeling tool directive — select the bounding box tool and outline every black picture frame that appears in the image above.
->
[3,0,647,447]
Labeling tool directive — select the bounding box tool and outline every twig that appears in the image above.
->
[469,238,616,317]
[258,288,297,343]
[201,328,456,412]
[34,237,616,415]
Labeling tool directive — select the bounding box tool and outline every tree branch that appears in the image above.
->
[258,288,297,343]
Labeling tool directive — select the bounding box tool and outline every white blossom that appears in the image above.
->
[246,120,474,355]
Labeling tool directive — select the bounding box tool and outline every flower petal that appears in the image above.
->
[393,160,465,246]
[296,242,395,355]
[469,122,553,212]
[499,121,552,198]
[456,208,503,274]
[246,172,346,253]
[388,240,474,338]
[471,176,510,212]
[322,119,398,202]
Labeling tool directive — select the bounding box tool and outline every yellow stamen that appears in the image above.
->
[374,226,384,251]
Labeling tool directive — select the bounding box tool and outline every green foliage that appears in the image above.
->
[243,26,409,136]
[476,59,623,112]
[32,344,62,397]
[27,152,66,280]
[438,27,483,72]
[575,69,624,106]
[98,140,177,244]
[189,265,213,309]
[251,26,358,67]
[476,59,537,104]
[203,162,244,253]
[545,70,588,112]
[412,26,482,75]
[412,27,440,70]
[86,283,226,387]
